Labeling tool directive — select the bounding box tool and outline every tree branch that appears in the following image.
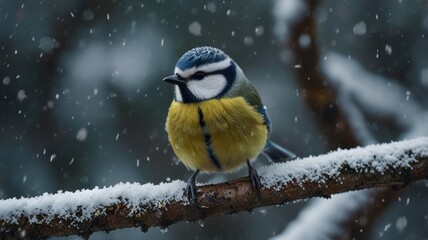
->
[274,0,415,239]
[286,0,360,149]
[1,137,428,239]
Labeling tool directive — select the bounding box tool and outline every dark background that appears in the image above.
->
[0,0,427,239]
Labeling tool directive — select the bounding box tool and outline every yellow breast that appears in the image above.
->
[165,97,268,173]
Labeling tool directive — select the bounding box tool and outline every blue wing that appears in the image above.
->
[240,80,296,162]
[256,105,296,162]
[257,105,271,134]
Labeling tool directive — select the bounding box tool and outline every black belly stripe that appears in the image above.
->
[197,107,222,170]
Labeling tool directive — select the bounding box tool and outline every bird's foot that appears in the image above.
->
[185,176,198,205]
[184,170,207,217]
[185,170,203,205]
[247,160,262,198]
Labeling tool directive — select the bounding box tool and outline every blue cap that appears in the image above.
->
[176,46,228,70]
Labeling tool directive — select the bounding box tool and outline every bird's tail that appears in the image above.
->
[262,140,296,163]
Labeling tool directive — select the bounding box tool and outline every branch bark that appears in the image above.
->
[1,138,428,239]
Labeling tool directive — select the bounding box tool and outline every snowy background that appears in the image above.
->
[0,0,427,239]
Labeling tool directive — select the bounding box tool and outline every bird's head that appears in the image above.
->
[163,46,240,103]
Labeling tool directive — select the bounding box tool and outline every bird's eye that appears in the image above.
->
[193,71,206,80]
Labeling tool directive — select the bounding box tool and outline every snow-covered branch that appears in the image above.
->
[322,52,428,142]
[1,137,428,239]
[272,0,428,238]
[272,189,377,240]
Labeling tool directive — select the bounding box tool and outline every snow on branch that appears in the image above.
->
[271,189,377,240]
[1,137,428,239]
[273,0,308,41]
[322,52,428,142]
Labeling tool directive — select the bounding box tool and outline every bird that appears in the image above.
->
[163,46,296,204]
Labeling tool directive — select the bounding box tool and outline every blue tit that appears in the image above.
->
[163,46,296,203]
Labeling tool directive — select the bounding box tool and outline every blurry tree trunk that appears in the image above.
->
[283,0,404,239]
[288,0,359,149]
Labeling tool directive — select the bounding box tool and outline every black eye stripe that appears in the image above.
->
[175,62,236,103]
[176,73,184,80]
[192,71,206,80]
[177,66,231,81]
[191,69,230,80]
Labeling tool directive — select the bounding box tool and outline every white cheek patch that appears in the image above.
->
[187,74,227,100]
[174,85,183,102]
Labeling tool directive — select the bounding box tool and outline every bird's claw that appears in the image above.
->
[247,160,262,198]
[185,170,200,205]
[185,178,198,204]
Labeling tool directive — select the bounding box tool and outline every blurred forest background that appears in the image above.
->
[1,0,427,239]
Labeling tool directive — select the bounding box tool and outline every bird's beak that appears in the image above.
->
[163,75,185,85]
